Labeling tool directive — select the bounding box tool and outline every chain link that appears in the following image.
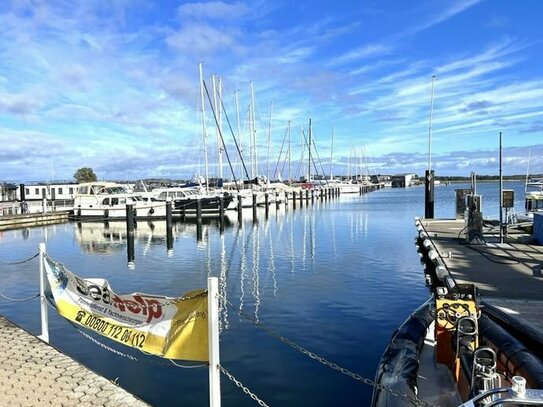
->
[224,298,438,407]
[0,292,40,302]
[53,301,208,369]
[220,365,270,407]
[0,252,39,266]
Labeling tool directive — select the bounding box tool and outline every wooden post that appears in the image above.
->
[237,195,243,223]
[166,199,173,256]
[208,277,221,407]
[252,193,257,222]
[197,199,202,222]
[219,196,225,233]
[38,242,49,343]
[126,204,134,234]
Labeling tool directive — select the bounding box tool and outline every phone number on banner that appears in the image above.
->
[76,311,147,349]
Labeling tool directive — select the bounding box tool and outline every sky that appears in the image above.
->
[1,0,543,182]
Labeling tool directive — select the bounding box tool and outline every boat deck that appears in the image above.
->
[419,218,543,332]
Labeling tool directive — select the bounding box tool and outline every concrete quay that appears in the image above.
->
[418,218,543,332]
[0,316,149,407]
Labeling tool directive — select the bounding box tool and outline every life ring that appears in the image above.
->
[104,209,109,218]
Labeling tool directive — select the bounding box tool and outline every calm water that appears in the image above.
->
[0,181,526,406]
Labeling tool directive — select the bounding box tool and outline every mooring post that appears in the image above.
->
[264,192,269,218]
[166,198,173,228]
[252,193,257,222]
[275,192,280,210]
[207,277,221,407]
[299,189,303,205]
[126,204,134,234]
[219,195,225,234]
[166,198,173,256]
[237,195,243,222]
[425,169,435,219]
[197,199,202,222]
[38,242,49,343]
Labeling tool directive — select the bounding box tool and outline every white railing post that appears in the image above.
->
[208,277,221,407]
[38,242,49,343]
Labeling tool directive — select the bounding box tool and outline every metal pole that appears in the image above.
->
[425,75,436,219]
[428,75,436,171]
[199,63,209,193]
[38,242,49,343]
[208,277,221,407]
[499,132,503,244]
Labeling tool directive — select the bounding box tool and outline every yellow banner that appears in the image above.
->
[44,257,208,361]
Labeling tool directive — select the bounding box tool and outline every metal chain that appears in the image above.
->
[54,302,207,368]
[224,298,438,407]
[0,252,39,266]
[220,365,270,407]
[0,292,39,302]
[45,254,207,308]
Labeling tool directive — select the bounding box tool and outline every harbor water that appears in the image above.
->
[0,181,527,406]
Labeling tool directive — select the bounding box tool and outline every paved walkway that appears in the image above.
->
[420,218,543,331]
[0,316,149,407]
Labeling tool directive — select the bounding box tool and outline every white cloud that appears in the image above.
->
[177,1,250,20]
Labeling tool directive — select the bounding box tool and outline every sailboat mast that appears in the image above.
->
[218,77,224,181]
[235,90,242,181]
[308,118,312,183]
[212,75,223,181]
[199,63,209,192]
[330,126,334,181]
[267,101,273,181]
[250,81,257,180]
[288,120,291,184]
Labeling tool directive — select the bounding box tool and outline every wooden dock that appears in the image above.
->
[0,212,70,231]
[0,315,149,407]
[418,218,543,331]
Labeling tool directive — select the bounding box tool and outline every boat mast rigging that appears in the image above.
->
[198,63,209,193]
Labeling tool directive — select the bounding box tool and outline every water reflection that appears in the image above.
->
[0,188,439,407]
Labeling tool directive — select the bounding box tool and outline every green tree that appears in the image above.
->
[73,167,97,183]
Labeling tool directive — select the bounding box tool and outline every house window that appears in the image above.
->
[69,187,74,194]
[25,188,30,195]
[58,188,63,195]
[35,188,39,194]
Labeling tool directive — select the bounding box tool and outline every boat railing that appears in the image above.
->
[458,376,543,406]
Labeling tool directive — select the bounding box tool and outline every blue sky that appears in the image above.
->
[1,0,542,182]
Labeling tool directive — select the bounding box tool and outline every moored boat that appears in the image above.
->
[73,182,167,220]
[372,220,543,406]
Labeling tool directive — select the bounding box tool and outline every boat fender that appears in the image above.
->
[77,209,81,217]
[104,209,109,218]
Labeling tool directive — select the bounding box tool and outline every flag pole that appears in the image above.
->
[38,242,49,343]
[208,277,221,407]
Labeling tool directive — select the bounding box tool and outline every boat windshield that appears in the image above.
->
[103,186,127,194]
